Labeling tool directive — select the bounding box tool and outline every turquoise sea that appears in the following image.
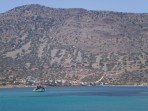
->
[0,86,148,111]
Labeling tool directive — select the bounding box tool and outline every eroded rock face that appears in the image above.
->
[0,4,148,85]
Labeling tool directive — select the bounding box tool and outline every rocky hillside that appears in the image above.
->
[0,4,148,85]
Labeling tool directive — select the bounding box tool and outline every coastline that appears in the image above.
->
[0,84,147,88]
[0,85,35,88]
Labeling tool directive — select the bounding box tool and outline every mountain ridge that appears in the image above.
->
[2,4,148,14]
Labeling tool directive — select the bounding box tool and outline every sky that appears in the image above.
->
[0,0,148,13]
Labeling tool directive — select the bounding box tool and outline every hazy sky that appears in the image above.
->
[0,0,148,13]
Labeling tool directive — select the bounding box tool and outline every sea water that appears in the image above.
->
[0,86,148,111]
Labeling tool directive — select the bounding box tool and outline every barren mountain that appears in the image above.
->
[0,4,148,86]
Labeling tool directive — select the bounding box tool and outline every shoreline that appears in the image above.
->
[0,84,147,88]
[0,85,35,88]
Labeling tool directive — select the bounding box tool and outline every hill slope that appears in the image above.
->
[0,4,148,86]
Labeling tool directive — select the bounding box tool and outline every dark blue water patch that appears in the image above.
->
[27,91,148,97]
[22,86,148,97]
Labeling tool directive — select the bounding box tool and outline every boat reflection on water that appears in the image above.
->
[33,85,46,92]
